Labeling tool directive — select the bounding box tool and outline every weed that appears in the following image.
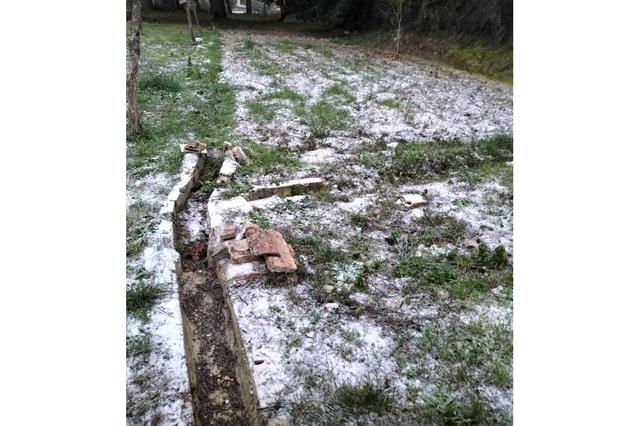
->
[276,39,298,53]
[247,210,270,229]
[241,38,256,51]
[333,380,395,415]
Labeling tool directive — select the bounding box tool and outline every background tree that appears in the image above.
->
[190,0,202,36]
[127,0,142,136]
[185,0,196,44]
[383,0,412,54]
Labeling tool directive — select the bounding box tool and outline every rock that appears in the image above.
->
[401,193,428,208]
[247,177,328,201]
[215,176,230,185]
[218,224,238,241]
[219,156,239,177]
[228,239,259,264]
[246,228,284,257]
[216,258,268,284]
[305,331,315,338]
[253,358,265,365]
[324,302,339,310]
[267,419,290,426]
[180,140,206,154]
[265,249,297,273]
[232,146,250,165]
[223,141,234,151]
[323,285,335,294]
[463,238,479,249]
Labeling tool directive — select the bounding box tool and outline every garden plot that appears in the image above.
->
[216,30,513,424]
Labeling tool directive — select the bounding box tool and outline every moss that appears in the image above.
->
[444,42,513,84]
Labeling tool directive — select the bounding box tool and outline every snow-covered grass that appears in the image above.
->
[216,29,513,424]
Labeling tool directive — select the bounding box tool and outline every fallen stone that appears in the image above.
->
[215,176,230,186]
[324,302,339,310]
[246,228,284,257]
[247,177,327,201]
[401,193,428,208]
[463,238,479,249]
[218,224,238,241]
[223,141,234,152]
[180,140,207,154]
[216,258,267,284]
[219,156,239,177]
[228,239,259,264]
[253,358,265,365]
[323,285,335,294]
[232,146,250,165]
[265,252,297,273]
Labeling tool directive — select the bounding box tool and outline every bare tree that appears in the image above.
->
[127,0,142,136]
[246,0,252,15]
[185,0,196,44]
[383,0,412,55]
[190,0,202,36]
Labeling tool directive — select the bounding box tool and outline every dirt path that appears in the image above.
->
[175,156,250,426]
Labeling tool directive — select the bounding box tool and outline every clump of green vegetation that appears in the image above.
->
[416,391,503,426]
[276,39,298,53]
[246,99,276,124]
[126,334,152,357]
[241,141,300,174]
[247,210,270,229]
[241,38,256,51]
[324,82,356,103]
[378,98,400,109]
[395,243,511,299]
[350,213,369,229]
[127,201,156,256]
[264,87,305,103]
[128,28,236,177]
[138,73,182,93]
[444,42,513,84]
[298,100,349,138]
[127,281,165,322]
[388,135,512,182]
[333,380,395,415]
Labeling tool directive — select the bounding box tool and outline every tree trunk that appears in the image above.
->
[278,0,287,21]
[209,0,215,29]
[127,0,142,137]
[190,0,201,36]
[185,1,196,45]
[246,0,252,15]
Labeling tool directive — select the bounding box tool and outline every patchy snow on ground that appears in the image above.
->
[216,29,513,423]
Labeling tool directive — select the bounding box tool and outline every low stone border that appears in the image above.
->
[128,151,205,425]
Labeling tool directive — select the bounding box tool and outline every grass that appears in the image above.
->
[395,242,511,300]
[246,99,276,124]
[387,135,513,183]
[276,39,298,53]
[126,334,152,357]
[247,210,270,229]
[298,100,349,138]
[127,26,235,177]
[126,280,165,322]
[126,201,156,256]
[240,141,300,175]
[264,87,305,103]
[444,42,513,84]
[324,82,356,103]
[378,98,400,109]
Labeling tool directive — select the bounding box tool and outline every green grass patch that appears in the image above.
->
[246,99,276,124]
[276,39,298,53]
[444,42,513,84]
[395,243,511,300]
[298,100,349,138]
[240,141,301,175]
[126,334,152,357]
[388,135,512,183]
[127,27,236,177]
[126,201,156,256]
[378,98,400,109]
[126,281,165,322]
[324,82,355,103]
[138,72,182,93]
[264,87,305,103]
